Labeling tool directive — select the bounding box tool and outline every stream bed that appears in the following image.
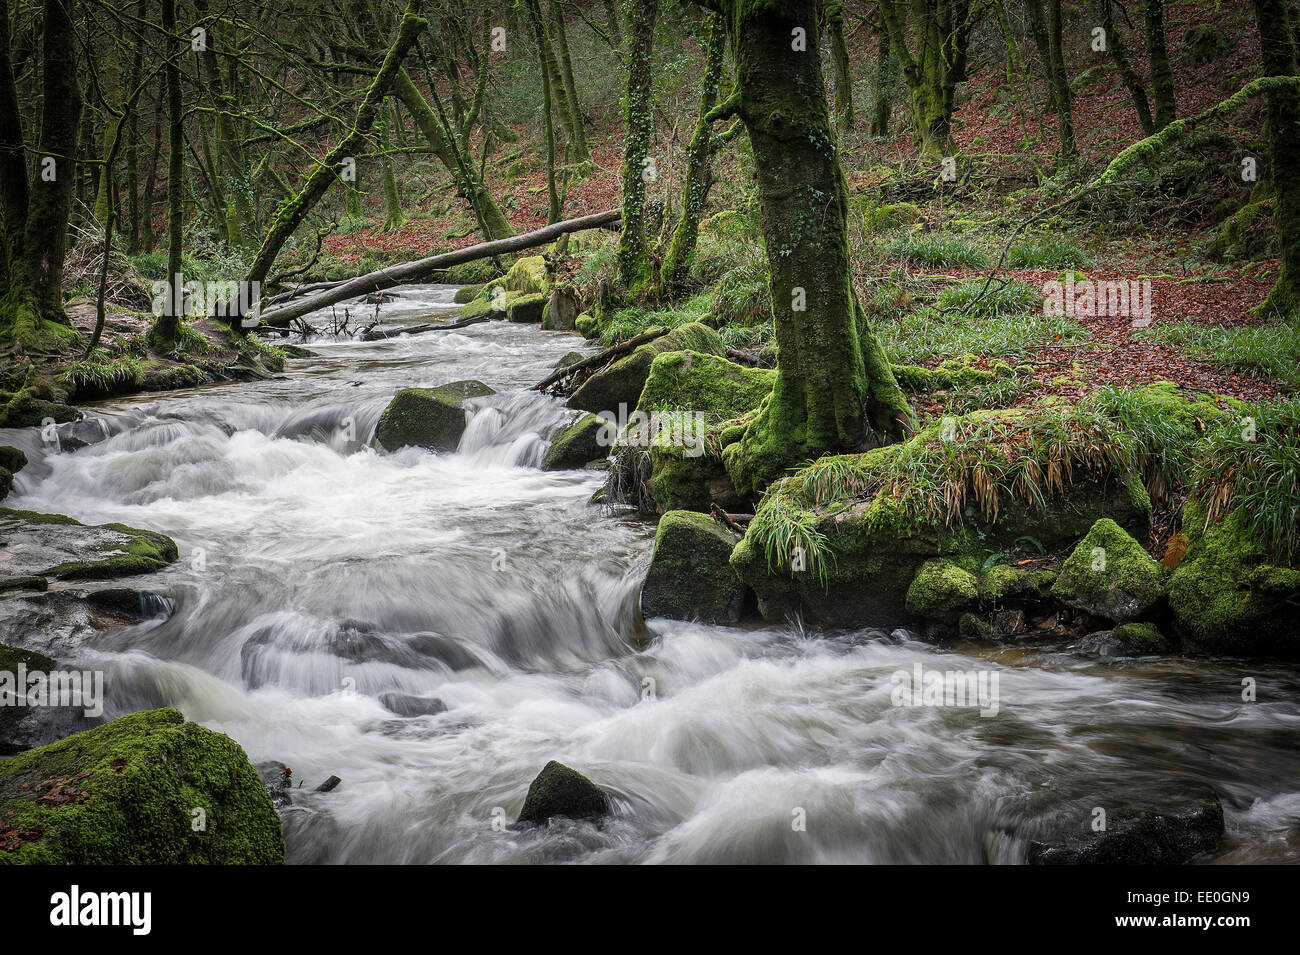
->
[5,285,1299,864]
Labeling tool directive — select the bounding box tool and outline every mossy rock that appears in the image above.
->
[978,564,1057,603]
[645,447,745,514]
[568,323,726,415]
[554,351,586,370]
[502,255,550,295]
[890,361,997,393]
[0,708,284,864]
[516,760,610,827]
[574,313,598,338]
[0,390,76,428]
[506,292,547,323]
[1051,518,1164,623]
[375,380,495,453]
[729,407,1152,628]
[543,413,607,470]
[637,350,776,420]
[0,507,178,581]
[641,510,749,624]
[0,446,29,475]
[905,558,978,620]
[1114,621,1172,655]
[0,642,55,752]
[1168,504,1300,656]
[455,286,516,320]
[454,283,485,304]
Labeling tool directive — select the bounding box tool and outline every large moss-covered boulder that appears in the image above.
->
[1168,504,1300,655]
[517,760,610,827]
[637,351,776,419]
[1051,518,1164,623]
[506,292,546,323]
[905,558,979,620]
[543,413,607,470]
[0,708,284,864]
[375,380,495,453]
[642,510,749,624]
[729,406,1153,627]
[503,255,550,295]
[0,508,178,582]
[568,323,726,414]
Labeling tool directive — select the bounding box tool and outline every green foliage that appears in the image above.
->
[1191,396,1300,561]
[58,349,144,392]
[884,233,989,269]
[936,279,1040,317]
[599,293,712,346]
[1005,237,1091,269]
[1134,316,1300,388]
[875,305,1088,361]
[747,492,834,587]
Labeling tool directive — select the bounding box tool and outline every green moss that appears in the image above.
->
[0,708,284,864]
[1114,621,1170,654]
[978,565,1057,602]
[543,413,606,470]
[454,283,486,303]
[905,558,979,619]
[1168,502,1300,654]
[637,350,776,420]
[569,322,726,414]
[375,381,495,452]
[575,313,598,338]
[641,510,748,623]
[502,255,550,295]
[0,508,179,581]
[1050,518,1164,622]
[505,292,546,323]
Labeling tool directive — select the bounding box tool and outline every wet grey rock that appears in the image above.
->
[378,692,447,717]
[517,760,611,827]
[315,774,342,793]
[1029,792,1225,864]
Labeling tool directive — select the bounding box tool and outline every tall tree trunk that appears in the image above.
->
[140,79,164,252]
[0,0,82,348]
[877,0,967,158]
[392,69,513,240]
[194,0,252,247]
[870,32,893,136]
[92,37,120,225]
[242,5,426,297]
[708,0,913,500]
[1252,0,1300,316]
[156,0,185,344]
[1046,0,1075,158]
[659,12,726,294]
[523,0,562,223]
[549,0,590,165]
[825,0,855,136]
[1144,0,1177,129]
[603,0,622,41]
[619,0,658,292]
[1101,0,1154,136]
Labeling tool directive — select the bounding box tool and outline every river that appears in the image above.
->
[5,285,1299,863]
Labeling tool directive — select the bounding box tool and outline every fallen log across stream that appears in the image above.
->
[257,209,620,328]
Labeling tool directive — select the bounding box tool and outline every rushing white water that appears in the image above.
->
[5,284,1300,864]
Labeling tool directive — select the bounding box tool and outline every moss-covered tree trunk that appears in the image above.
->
[92,38,120,226]
[242,6,426,300]
[619,0,658,293]
[659,12,727,294]
[705,0,913,500]
[1101,0,1154,136]
[1144,0,1177,130]
[1026,0,1074,159]
[869,31,893,135]
[156,0,184,344]
[877,0,968,158]
[525,0,589,164]
[0,0,82,349]
[523,0,562,224]
[1253,0,1300,316]
[392,69,513,241]
[825,0,854,136]
[194,0,252,248]
[548,0,590,165]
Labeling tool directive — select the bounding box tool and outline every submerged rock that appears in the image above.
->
[568,323,726,415]
[1028,792,1225,864]
[0,708,284,863]
[0,507,178,582]
[1051,518,1164,623]
[641,510,750,624]
[517,760,610,826]
[542,413,607,470]
[378,692,447,717]
[375,380,495,453]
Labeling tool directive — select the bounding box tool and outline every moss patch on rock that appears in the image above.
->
[642,509,749,624]
[568,322,726,414]
[375,380,495,453]
[502,255,550,295]
[506,292,547,323]
[0,508,179,582]
[905,558,979,620]
[543,413,607,470]
[637,350,776,420]
[1051,518,1164,623]
[0,708,284,864]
